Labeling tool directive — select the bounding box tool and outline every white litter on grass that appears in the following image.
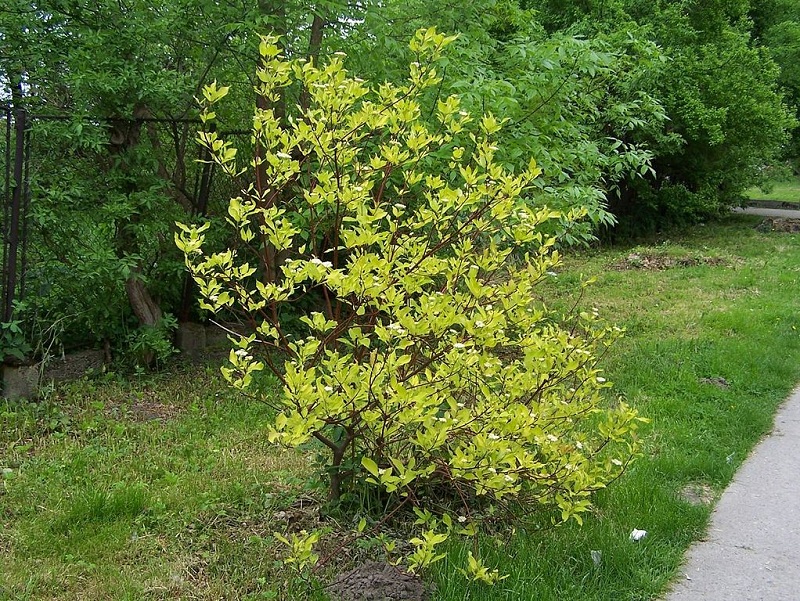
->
[629,529,648,542]
[590,550,602,567]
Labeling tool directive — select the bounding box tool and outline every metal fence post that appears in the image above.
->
[4,109,27,323]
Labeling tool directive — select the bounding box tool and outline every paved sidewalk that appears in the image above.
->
[733,206,800,219]
[664,387,800,601]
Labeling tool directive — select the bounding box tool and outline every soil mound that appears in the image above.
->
[756,217,800,232]
[329,561,429,601]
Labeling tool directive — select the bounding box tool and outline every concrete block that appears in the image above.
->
[176,322,207,357]
[2,364,40,400]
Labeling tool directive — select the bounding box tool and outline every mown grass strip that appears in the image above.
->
[745,177,800,204]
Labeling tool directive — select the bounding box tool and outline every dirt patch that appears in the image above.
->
[43,350,106,383]
[271,495,322,533]
[611,252,727,271]
[755,218,800,233]
[329,561,429,601]
[106,388,187,422]
[699,377,730,389]
[121,390,185,422]
[679,483,715,506]
[746,200,800,210]
[128,400,183,421]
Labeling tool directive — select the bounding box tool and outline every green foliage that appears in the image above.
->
[534,0,795,229]
[348,0,664,242]
[0,300,70,367]
[2,0,796,358]
[178,29,644,578]
[751,0,800,170]
[23,115,186,349]
[125,314,179,369]
[0,319,33,363]
[645,3,791,205]
[1,1,212,352]
[0,0,367,358]
[273,530,322,572]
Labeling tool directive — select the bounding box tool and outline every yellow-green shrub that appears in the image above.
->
[176,28,643,578]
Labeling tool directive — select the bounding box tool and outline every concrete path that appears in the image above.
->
[733,206,800,219]
[664,387,800,600]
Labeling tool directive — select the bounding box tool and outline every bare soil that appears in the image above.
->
[679,483,715,507]
[756,217,800,233]
[611,253,727,271]
[329,562,429,601]
[699,377,730,389]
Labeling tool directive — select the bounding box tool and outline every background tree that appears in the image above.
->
[751,0,800,171]
[0,0,366,360]
[535,0,795,230]
[347,0,664,242]
[1,0,795,361]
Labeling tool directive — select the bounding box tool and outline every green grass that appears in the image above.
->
[745,177,800,203]
[1,367,325,600]
[431,214,800,600]
[2,213,800,600]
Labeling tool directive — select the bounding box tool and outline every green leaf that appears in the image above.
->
[361,457,379,477]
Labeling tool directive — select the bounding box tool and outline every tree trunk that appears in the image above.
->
[110,104,166,358]
[125,273,162,327]
[125,272,163,366]
[308,13,325,61]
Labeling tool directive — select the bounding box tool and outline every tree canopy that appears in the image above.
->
[0,0,795,358]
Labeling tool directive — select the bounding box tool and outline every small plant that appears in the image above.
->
[125,314,178,368]
[177,28,644,580]
[0,319,33,364]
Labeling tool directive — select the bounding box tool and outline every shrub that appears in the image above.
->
[176,28,644,579]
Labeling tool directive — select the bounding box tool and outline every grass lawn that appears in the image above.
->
[2,213,800,600]
[745,177,800,203]
[432,214,800,600]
